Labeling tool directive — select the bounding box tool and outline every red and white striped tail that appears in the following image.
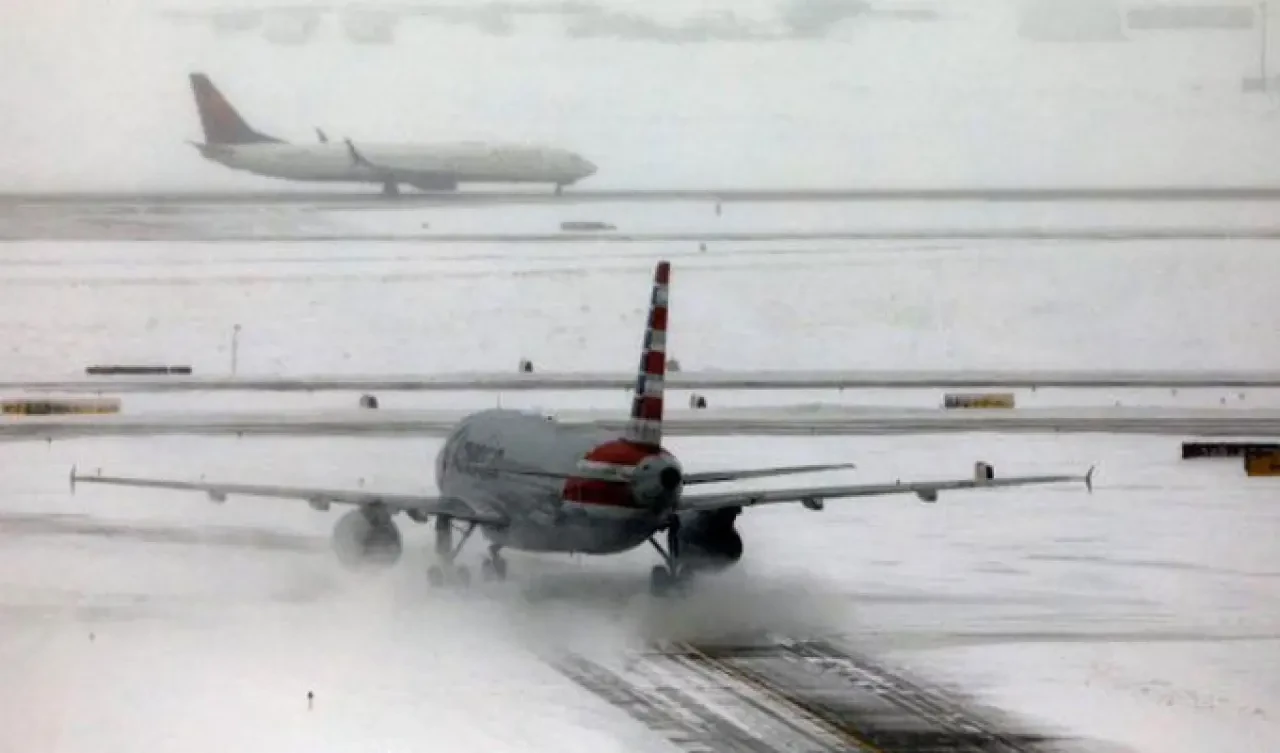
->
[626,260,670,447]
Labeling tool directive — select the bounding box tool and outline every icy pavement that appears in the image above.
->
[2,199,1277,750]
[7,197,1280,241]
[1,430,1277,752]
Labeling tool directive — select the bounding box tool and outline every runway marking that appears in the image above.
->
[672,641,885,752]
[557,639,1075,753]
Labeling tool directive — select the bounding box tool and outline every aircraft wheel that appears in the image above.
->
[454,565,471,588]
[427,565,446,588]
[649,565,675,597]
[481,557,508,582]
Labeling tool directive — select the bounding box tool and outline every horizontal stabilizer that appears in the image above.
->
[683,462,855,485]
[492,462,633,483]
[492,461,855,486]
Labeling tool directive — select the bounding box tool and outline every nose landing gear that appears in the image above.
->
[426,514,475,587]
[481,544,508,582]
[425,515,508,588]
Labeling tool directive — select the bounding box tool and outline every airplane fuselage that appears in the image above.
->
[198,141,596,189]
[435,409,678,555]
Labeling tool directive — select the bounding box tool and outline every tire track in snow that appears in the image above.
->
[555,638,1115,753]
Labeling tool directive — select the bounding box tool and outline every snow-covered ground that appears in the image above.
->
[1,234,1277,378]
[3,431,1278,752]
[1,215,1278,751]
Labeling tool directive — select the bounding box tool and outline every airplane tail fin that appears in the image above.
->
[625,261,670,448]
[189,73,282,145]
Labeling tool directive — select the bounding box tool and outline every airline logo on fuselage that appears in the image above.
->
[450,438,506,479]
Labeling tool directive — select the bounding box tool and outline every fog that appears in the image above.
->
[1,0,1277,191]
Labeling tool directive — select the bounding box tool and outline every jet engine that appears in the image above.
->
[678,506,744,573]
[331,507,403,570]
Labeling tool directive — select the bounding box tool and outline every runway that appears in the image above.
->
[7,188,1280,244]
[11,369,1280,393]
[5,405,1279,441]
[6,186,1280,207]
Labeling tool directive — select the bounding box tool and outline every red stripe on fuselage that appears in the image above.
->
[563,439,661,508]
[563,478,637,508]
[584,439,655,465]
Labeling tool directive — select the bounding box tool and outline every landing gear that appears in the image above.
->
[481,545,508,582]
[647,515,689,597]
[427,563,470,587]
[649,565,679,596]
[427,514,477,588]
[381,181,401,198]
[554,183,564,196]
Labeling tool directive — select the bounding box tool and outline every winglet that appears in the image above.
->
[1084,465,1096,494]
[345,137,372,167]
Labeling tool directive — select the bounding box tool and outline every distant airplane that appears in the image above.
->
[186,72,597,196]
[70,261,1093,597]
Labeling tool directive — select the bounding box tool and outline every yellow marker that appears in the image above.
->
[943,393,1016,409]
[1244,451,1280,477]
[1,398,121,416]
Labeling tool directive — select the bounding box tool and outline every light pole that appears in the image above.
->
[231,324,242,376]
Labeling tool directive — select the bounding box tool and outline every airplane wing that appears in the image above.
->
[678,463,1094,513]
[68,467,507,526]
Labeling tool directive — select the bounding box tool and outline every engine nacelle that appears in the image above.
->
[678,506,744,573]
[331,508,403,570]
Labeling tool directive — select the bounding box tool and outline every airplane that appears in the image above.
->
[186,72,598,196]
[69,260,1095,597]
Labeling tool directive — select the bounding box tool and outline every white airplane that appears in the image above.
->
[187,72,598,196]
[70,261,1094,597]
